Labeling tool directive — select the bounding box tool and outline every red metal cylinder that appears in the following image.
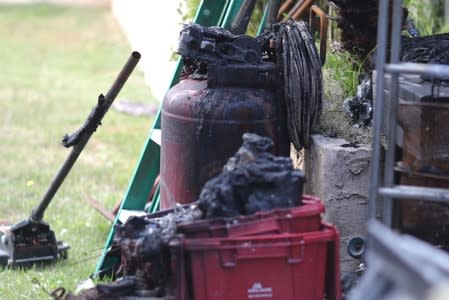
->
[160,78,289,209]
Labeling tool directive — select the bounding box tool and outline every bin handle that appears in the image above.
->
[220,239,304,268]
[228,217,281,237]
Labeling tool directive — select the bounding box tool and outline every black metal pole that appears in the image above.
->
[266,0,281,29]
[31,51,141,222]
[230,0,257,34]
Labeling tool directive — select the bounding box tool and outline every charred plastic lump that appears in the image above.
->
[160,23,290,209]
[66,205,202,300]
[198,133,305,218]
[58,134,307,299]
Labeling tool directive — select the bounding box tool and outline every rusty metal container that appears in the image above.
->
[160,23,290,209]
[396,170,449,247]
[160,77,289,209]
[398,101,449,173]
[396,100,449,247]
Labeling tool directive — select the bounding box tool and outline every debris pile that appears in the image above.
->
[178,21,323,152]
[113,217,171,293]
[331,0,379,61]
[330,1,421,128]
[332,1,413,63]
[343,75,373,127]
[56,205,202,299]
[402,33,449,66]
[54,133,305,299]
[199,133,305,218]
[340,30,449,128]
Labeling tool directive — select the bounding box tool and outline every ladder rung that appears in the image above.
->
[384,63,449,79]
[150,129,161,145]
[379,185,449,203]
[118,209,148,224]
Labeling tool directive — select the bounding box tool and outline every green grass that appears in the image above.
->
[404,0,445,36]
[317,45,372,145]
[0,4,156,299]
[324,50,359,99]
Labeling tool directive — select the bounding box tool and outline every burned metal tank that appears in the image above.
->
[160,23,289,209]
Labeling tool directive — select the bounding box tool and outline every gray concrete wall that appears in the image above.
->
[303,134,371,273]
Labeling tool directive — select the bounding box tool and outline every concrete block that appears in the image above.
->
[303,134,371,273]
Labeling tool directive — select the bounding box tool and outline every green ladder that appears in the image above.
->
[94,0,272,276]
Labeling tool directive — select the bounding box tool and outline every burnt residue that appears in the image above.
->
[54,134,306,299]
[332,0,379,61]
[67,276,160,299]
[275,20,323,150]
[340,142,360,149]
[52,275,169,300]
[198,133,305,218]
[343,75,373,127]
[194,89,215,140]
[113,217,170,290]
[55,206,201,300]
[332,1,410,66]
[161,77,290,208]
[161,22,290,208]
[402,33,449,67]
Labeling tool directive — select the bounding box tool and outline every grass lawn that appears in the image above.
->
[0,4,156,299]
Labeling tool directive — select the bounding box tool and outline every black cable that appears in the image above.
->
[277,20,323,150]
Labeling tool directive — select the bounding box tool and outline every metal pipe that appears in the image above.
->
[282,0,304,21]
[265,0,282,29]
[383,0,402,227]
[31,51,141,222]
[385,62,449,79]
[278,0,294,19]
[223,0,245,32]
[230,0,257,34]
[292,0,314,20]
[104,51,141,103]
[309,4,328,65]
[379,186,449,203]
[368,0,389,220]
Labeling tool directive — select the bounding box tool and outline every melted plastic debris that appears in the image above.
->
[53,134,306,299]
[198,133,305,218]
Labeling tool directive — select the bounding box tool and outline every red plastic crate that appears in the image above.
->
[177,195,324,238]
[181,223,341,300]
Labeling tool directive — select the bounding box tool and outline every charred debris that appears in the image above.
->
[158,19,321,208]
[198,133,305,218]
[177,21,322,151]
[55,133,305,300]
[331,0,415,63]
[402,33,449,66]
[333,0,449,127]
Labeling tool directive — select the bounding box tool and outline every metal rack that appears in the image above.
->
[369,0,449,230]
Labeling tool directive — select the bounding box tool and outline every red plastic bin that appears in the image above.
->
[181,223,341,300]
[177,195,325,238]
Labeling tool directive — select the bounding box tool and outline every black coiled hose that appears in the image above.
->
[277,20,323,150]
